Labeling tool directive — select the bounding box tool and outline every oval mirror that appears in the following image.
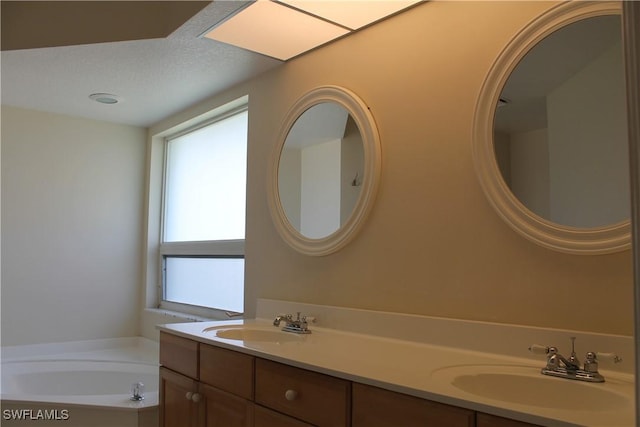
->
[473,2,630,254]
[268,86,381,256]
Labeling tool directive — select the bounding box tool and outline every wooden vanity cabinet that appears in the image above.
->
[159,367,200,427]
[159,366,254,427]
[352,383,474,427]
[160,332,347,427]
[476,413,541,427]
[159,333,201,427]
[199,344,255,427]
[159,332,254,427]
[159,332,198,378]
[160,332,542,427]
[253,405,314,427]
[199,344,254,400]
[199,383,254,427]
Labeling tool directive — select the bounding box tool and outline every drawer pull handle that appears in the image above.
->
[285,389,298,401]
[185,391,193,401]
[191,393,201,403]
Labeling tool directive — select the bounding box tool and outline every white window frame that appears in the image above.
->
[143,96,249,320]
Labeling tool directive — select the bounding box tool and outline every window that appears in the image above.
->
[159,107,248,315]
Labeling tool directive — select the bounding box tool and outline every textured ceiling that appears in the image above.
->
[1,1,283,127]
[1,2,212,51]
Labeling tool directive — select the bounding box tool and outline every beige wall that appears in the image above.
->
[2,2,633,347]
[151,1,633,336]
[247,0,633,335]
[2,107,146,345]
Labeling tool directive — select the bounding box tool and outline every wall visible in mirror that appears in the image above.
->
[278,103,364,240]
[145,1,633,339]
[340,117,364,225]
[494,15,628,228]
[299,138,341,237]
[547,36,627,227]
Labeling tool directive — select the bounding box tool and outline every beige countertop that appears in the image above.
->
[158,318,635,427]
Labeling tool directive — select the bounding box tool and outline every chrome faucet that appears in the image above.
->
[529,337,622,383]
[273,312,314,334]
[545,346,581,372]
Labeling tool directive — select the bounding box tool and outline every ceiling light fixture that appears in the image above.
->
[89,93,121,104]
[202,0,423,61]
[278,0,423,31]
[203,1,348,61]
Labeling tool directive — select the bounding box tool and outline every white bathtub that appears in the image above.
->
[1,338,159,427]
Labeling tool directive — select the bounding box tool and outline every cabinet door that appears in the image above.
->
[201,383,253,427]
[352,383,474,427]
[254,405,314,427]
[160,367,199,427]
[477,413,542,427]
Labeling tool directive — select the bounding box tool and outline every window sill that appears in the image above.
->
[144,307,217,322]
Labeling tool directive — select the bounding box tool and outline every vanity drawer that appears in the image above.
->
[200,343,254,400]
[254,405,314,427]
[159,332,199,379]
[255,359,350,427]
[352,383,474,427]
[477,413,542,427]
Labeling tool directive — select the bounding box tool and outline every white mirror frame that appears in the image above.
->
[268,86,381,256]
[473,1,631,255]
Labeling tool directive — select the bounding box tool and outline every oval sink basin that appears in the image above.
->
[202,326,303,343]
[431,365,632,411]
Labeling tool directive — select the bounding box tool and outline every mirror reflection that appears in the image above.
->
[493,15,628,228]
[278,102,364,239]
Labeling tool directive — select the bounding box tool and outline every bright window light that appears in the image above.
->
[164,257,244,313]
[161,106,248,314]
[164,111,248,242]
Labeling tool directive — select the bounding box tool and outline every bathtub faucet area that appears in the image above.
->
[1,337,159,427]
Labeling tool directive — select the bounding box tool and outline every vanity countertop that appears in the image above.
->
[158,318,635,427]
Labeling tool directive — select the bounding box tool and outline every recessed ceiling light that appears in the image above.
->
[278,0,423,30]
[89,93,121,104]
[203,1,348,61]
[202,0,423,61]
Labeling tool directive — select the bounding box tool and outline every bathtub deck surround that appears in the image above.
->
[1,337,159,427]
[157,299,635,427]
[1,336,158,363]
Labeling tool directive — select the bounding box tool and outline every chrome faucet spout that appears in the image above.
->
[547,347,580,371]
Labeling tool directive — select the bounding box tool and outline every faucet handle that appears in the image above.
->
[595,352,623,364]
[273,314,291,326]
[528,344,550,355]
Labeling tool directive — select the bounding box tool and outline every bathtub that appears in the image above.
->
[1,337,159,427]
